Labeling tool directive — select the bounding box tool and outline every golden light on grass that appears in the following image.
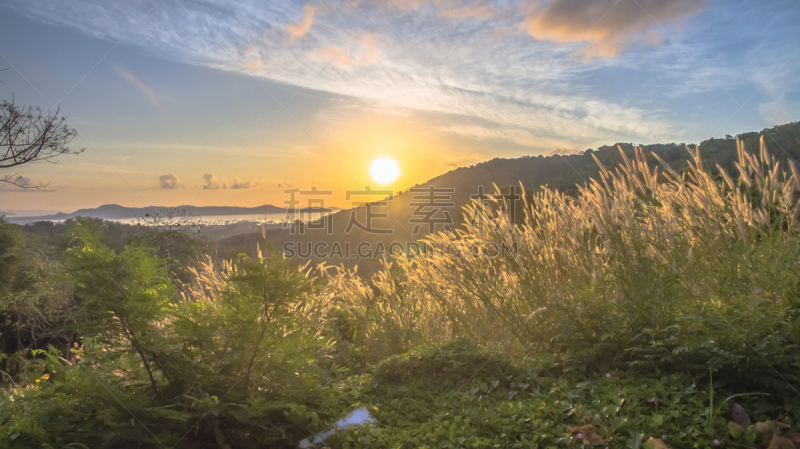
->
[369,157,401,185]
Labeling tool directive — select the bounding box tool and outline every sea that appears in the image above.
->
[115,212,327,226]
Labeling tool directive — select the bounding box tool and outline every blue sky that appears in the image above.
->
[1,0,799,211]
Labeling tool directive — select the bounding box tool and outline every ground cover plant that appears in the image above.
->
[1,139,800,448]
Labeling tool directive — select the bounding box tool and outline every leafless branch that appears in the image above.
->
[1,97,82,169]
[1,173,53,191]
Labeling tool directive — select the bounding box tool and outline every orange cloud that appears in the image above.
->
[316,34,378,66]
[524,0,707,59]
[202,174,225,189]
[230,177,260,189]
[544,147,583,156]
[241,45,263,70]
[318,47,354,65]
[159,174,181,189]
[286,4,315,38]
[443,152,488,168]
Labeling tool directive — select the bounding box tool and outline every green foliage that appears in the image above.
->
[66,220,178,396]
[371,338,532,390]
[0,218,74,378]
[0,226,347,448]
[5,138,800,447]
[332,347,785,449]
[131,208,217,284]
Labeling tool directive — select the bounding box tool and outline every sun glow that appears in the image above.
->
[369,157,401,185]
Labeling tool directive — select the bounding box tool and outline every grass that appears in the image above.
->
[330,340,728,448]
[2,138,800,448]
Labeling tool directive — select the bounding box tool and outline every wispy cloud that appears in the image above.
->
[3,0,798,150]
[383,0,427,12]
[438,0,494,20]
[0,175,48,190]
[314,34,378,66]
[116,65,161,108]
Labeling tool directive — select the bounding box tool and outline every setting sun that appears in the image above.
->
[369,157,401,185]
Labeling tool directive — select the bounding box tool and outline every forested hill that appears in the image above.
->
[412,120,800,201]
[226,121,800,272]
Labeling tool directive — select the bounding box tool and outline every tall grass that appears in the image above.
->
[5,139,796,447]
[322,138,800,388]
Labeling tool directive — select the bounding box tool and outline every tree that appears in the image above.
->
[133,207,210,283]
[1,94,81,190]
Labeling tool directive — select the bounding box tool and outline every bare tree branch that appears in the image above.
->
[1,173,53,191]
[0,91,82,190]
[1,98,82,168]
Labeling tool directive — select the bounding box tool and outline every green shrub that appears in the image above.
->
[0,228,349,448]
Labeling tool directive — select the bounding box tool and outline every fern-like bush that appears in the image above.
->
[0,227,348,448]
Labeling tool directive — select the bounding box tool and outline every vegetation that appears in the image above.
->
[2,137,800,448]
[220,120,800,275]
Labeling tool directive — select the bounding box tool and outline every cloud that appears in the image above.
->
[0,175,48,190]
[753,62,800,127]
[7,0,784,151]
[545,147,583,156]
[438,0,494,19]
[230,177,260,189]
[443,152,488,168]
[758,93,800,127]
[116,66,161,108]
[524,0,707,59]
[382,0,493,18]
[314,34,378,66]
[246,59,263,70]
[241,45,263,70]
[383,0,427,12]
[202,173,225,189]
[286,4,315,38]
[159,174,181,189]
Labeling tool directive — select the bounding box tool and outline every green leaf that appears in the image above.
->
[728,421,742,439]
[651,414,664,427]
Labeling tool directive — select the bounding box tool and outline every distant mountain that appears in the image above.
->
[219,120,800,274]
[5,204,339,224]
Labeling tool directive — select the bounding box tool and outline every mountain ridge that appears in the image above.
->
[3,204,339,224]
[218,120,800,273]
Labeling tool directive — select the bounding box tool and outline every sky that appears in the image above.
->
[1,0,799,212]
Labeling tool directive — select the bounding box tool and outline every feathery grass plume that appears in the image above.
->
[178,255,235,304]
[322,139,800,385]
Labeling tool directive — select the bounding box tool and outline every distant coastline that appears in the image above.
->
[2,204,340,224]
